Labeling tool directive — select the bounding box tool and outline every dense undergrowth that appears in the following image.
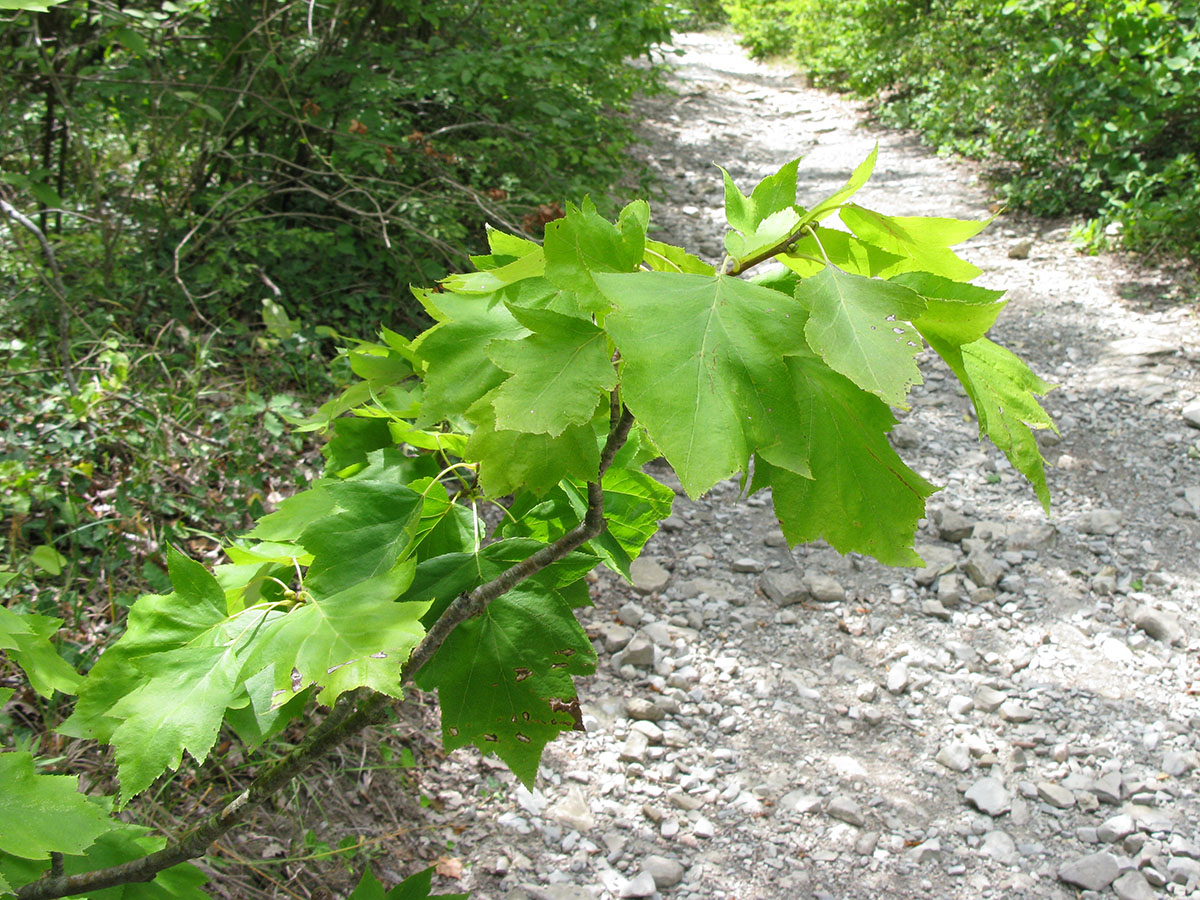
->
[726,0,1200,260]
[0,0,681,702]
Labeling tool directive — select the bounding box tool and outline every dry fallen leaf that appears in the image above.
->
[435,855,463,879]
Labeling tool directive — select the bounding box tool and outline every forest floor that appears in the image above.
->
[270,30,1200,900]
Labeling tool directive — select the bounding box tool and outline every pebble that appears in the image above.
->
[965,778,1011,817]
[998,700,1034,722]
[1036,782,1075,809]
[981,830,1018,866]
[731,557,764,573]
[625,698,665,722]
[827,795,865,827]
[963,551,1002,588]
[974,686,1007,712]
[806,573,846,603]
[936,741,971,772]
[937,508,976,541]
[1112,870,1157,900]
[1058,851,1120,891]
[1132,605,1185,645]
[1182,399,1200,428]
[618,870,657,898]
[620,635,655,668]
[630,557,670,595]
[693,817,715,839]
[886,662,910,694]
[1078,509,1123,536]
[547,786,596,832]
[1097,814,1135,843]
[759,569,807,605]
[642,855,685,888]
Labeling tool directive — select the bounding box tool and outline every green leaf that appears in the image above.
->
[298,454,424,601]
[487,225,540,259]
[0,751,113,859]
[725,206,801,261]
[794,265,927,407]
[544,199,647,311]
[721,158,800,234]
[412,291,526,427]
[895,272,1008,346]
[487,306,617,436]
[29,544,67,576]
[840,205,989,280]
[464,401,601,498]
[246,593,429,707]
[347,865,469,900]
[441,247,545,294]
[0,0,70,11]
[752,352,938,565]
[597,272,814,497]
[0,607,81,697]
[414,582,595,786]
[643,239,716,275]
[800,144,878,225]
[777,226,904,278]
[953,338,1056,510]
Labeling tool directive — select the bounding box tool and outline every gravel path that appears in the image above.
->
[404,31,1200,900]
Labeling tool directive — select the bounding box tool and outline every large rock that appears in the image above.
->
[1078,509,1123,535]
[760,569,807,606]
[1057,851,1119,891]
[642,855,685,889]
[1132,605,1185,645]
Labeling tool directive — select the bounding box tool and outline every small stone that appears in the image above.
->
[642,855,685,889]
[936,742,971,772]
[827,795,864,827]
[617,602,646,626]
[619,635,655,668]
[732,557,764,574]
[855,831,880,855]
[779,790,822,814]
[964,552,1003,588]
[619,731,649,763]
[855,681,877,702]
[547,786,595,832]
[625,698,665,722]
[938,508,976,542]
[1037,782,1075,809]
[1097,814,1135,843]
[922,599,952,620]
[1110,336,1176,357]
[886,662,910,694]
[619,870,657,898]
[1161,750,1198,776]
[630,557,670,595]
[937,573,963,607]
[1100,636,1134,663]
[1093,772,1123,804]
[1058,851,1120,891]
[974,686,1007,712]
[1133,605,1185,645]
[1112,870,1157,900]
[891,423,920,447]
[760,570,807,605]
[1184,400,1200,429]
[806,573,846,603]
[981,830,1018,866]
[965,777,1011,817]
[1079,509,1123,536]
[693,817,715,838]
[1007,238,1034,259]
[998,700,1034,722]
[907,837,943,863]
[948,695,974,716]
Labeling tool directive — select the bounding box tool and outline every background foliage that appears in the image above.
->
[725,0,1200,258]
[0,0,678,711]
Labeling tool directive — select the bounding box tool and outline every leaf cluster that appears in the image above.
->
[0,152,1055,899]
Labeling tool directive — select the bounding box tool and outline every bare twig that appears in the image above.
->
[0,196,77,394]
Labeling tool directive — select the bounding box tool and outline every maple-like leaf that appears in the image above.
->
[840,204,989,281]
[794,264,927,408]
[412,290,526,427]
[776,225,904,278]
[464,400,602,498]
[0,751,113,860]
[800,143,878,225]
[0,606,81,697]
[543,198,647,311]
[487,305,617,436]
[597,272,815,497]
[415,584,595,785]
[751,352,937,566]
[897,271,1008,346]
[346,865,468,900]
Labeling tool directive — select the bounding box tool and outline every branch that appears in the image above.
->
[16,404,638,900]
[0,197,77,394]
[725,220,824,276]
